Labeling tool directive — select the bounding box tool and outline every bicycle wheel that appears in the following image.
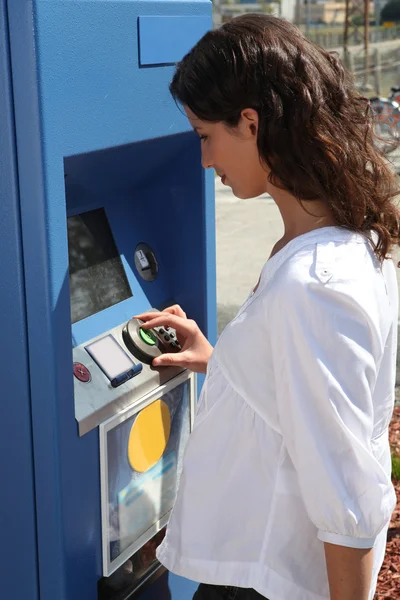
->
[369,97,400,155]
[388,86,400,105]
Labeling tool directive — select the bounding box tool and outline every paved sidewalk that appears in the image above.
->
[215,177,282,334]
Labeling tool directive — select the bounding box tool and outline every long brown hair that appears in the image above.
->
[170,14,400,261]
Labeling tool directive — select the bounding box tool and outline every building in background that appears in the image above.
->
[281,0,298,20]
[217,0,281,24]
[296,0,375,26]
[215,0,379,26]
[298,0,348,24]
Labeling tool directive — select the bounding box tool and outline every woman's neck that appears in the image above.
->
[269,186,337,244]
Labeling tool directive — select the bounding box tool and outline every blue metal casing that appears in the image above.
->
[2,1,216,599]
[0,2,39,596]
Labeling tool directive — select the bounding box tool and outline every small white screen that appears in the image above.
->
[85,335,133,381]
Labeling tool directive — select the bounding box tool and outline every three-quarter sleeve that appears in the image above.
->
[268,265,396,549]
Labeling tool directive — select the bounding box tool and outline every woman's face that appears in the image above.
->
[184,106,269,199]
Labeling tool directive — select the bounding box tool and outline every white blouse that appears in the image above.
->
[157,227,398,600]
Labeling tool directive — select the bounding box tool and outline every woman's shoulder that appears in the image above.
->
[272,229,377,289]
[262,228,388,318]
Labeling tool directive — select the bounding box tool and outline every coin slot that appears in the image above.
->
[134,243,158,282]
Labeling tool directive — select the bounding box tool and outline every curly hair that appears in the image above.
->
[170,14,400,262]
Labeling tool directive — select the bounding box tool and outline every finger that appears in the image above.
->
[134,307,186,322]
[138,314,195,335]
[164,305,187,319]
[134,312,161,321]
[152,352,188,368]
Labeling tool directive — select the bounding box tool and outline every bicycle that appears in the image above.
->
[389,86,400,105]
[369,96,400,156]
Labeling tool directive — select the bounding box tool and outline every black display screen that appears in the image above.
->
[67,209,132,324]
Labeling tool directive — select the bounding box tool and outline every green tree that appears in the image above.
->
[381,0,400,22]
[351,14,374,26]
[393,455,400,481]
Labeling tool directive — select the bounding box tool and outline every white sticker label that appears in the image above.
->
[136,249,150,270]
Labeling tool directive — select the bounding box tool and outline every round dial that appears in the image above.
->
[122,317,163,364]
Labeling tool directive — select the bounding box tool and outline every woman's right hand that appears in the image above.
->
[134,305,213,374]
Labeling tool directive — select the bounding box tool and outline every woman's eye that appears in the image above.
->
[200,135,208,142]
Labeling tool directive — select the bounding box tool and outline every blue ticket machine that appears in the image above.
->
[0,1,216,599]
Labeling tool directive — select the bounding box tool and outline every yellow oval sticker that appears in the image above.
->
[128,399,171,472]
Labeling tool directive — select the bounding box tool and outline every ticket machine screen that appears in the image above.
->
[68,208,132,323]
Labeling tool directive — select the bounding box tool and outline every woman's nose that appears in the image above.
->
[201,147,213,170]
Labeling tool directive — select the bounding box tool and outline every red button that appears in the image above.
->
[73,362,91,383]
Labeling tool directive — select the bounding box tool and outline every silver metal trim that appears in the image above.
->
[74,320,184,437]
[99,370,195,577]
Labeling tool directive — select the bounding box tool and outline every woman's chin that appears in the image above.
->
[233,189,255,200]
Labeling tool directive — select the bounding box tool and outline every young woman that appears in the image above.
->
[136,14,399,600]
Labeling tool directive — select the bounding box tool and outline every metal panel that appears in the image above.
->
[73,321,184,435]
[99,371,195,577]
[138,15,210,65]
[0,0,39,597]
[7,1,215,599]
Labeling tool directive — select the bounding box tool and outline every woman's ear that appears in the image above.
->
[240,108,259,138]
